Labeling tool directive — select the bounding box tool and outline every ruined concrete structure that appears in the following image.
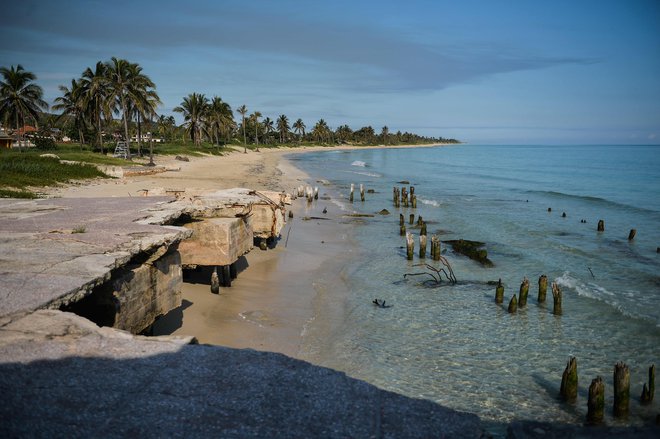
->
[0,188,288,334]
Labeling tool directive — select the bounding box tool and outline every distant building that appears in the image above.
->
[0,130,12,149]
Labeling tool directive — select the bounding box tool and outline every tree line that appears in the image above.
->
[0,61,459,154]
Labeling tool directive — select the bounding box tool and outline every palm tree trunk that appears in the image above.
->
[79,128,84,151]
[121,96,131,159]
[136,113,142,157]
[97,115,103,154]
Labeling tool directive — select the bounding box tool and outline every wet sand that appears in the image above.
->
[48,144,440,360]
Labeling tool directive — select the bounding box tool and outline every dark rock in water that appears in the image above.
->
[397,180,410,184]
[378,209,390,215]
[548,207,552,212]
[562,212,567,218]
[367,189,375,193]
[443,239,493,266]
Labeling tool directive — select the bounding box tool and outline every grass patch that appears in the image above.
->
[0,188,38,199]
[0,154,108,196]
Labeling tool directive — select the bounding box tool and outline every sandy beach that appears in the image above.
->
[47,145,421,358]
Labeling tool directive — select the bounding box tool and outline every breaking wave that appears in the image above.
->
[351,160,367,167]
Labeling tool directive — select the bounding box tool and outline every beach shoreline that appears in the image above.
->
[47,143,419,358]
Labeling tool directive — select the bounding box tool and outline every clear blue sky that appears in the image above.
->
[1,0,659,144]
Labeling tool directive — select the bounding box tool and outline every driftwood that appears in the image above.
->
[372,299,392,308]
[403,261,457,285]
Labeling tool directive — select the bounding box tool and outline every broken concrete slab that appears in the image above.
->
[0,197,191,322]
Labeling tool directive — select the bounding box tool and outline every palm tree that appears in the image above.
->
[157,114,176,141]
[276,114,289,143]
[173,93,209,146]
[208,96,233,145]
[105,57,159,158]
[292,118,306,143]
[312,119,330,143]
[237,104,247,152]
[262,116,274,136]
[0,64,48,150]
[104,57,134,155]
[250,111,262,151]
[125,62,160,156]
[81,61,110,153]
[52,78,87,150]
[380,125,389,145]
[336,124,353,144]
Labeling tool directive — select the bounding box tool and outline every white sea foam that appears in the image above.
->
[418,197,440,207]
[349,170,382,178]
[351,160,367,167]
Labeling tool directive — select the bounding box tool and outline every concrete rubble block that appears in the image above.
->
[178,217,253,267]
[108,247,183,334]
[180,188,287,240]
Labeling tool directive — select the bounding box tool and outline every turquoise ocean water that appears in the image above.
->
[290,145,660,431]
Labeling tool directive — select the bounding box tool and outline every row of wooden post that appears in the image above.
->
[559,357,655,424]
[393,186,417,208]
[400,213,441,262]
[495,275,562,315]
[295,185,319,203]
[349,183,366,203]
[597,219,637,241]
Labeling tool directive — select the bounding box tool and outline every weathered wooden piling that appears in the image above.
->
[495,278,504,304]
[641,364,655,404]
[628,229,636,240]
[314,186,319,200]
[409,213,415,225]
[411,194,417,208]
[417,215,423,226]
[518,277,529,307]
[399,213,405,226]
[360,184,365,202]
[288,210,293,219]
[393,187,399,207]
[552,282,562,315]
[613,361,630,418]
[560,357,578,402]
[597,219,605,232]
[349,183,354,203]
[211,267,220,294]
[420,222,427,236]
[410,186,415,196]
[400,224,406,236]
[508,294,518,313]
[431,236,441,261]
[406,232,414,260]
[419,234,427,259]
[587,376,605,424]
[402,187,409,207]
[538,274,548,303]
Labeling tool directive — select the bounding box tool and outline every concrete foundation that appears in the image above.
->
[178,217,253,267]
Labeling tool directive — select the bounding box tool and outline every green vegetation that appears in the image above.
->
[72,225,87,234]
[0,61,459,198]
[0,153,107,197]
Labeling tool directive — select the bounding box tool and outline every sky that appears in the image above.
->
[1,0,659,144]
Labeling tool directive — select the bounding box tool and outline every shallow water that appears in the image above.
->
[291,145,660,431]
